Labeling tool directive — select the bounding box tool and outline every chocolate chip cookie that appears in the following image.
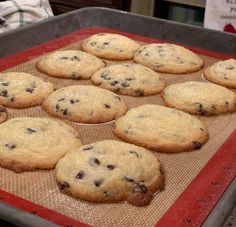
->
[162,81,236,115]
[91,63,165,96]
[37,50,105,79]
[204,59,236,89]
[134,43,204,74]
[42,85,127,123]
[114,104,209,153]
[0,106,7,123]
[82,33,141,60]
[0,117,82,173]
[0,72,54,108]
[56,140,164,206]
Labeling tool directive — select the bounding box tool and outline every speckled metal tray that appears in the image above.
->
[0,8,235,227]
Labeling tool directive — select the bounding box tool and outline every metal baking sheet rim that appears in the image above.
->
[0,7,235,227]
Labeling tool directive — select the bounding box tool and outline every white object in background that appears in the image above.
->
[0,0,53,33]
[204,0,236,34]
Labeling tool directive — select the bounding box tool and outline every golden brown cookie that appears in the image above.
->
[91,63,165,96]
[82,33,141,60]
[56,140,164,206]
[162,81,236,115]
[0,117,82,173]
[114,104,209,153]
[0,72,54,108]
[204,59,236,89]
[134,43,204,73]
[42,85,127,123]
[37,50,105,79]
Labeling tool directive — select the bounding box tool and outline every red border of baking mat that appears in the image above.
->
[0,27,235,227]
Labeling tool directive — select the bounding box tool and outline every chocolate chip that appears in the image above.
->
[133,183,147,194]
[1,82,9,86]
[83,146,93,151]
[126,78,133,81]
[103,191,113,197]
[10,97,14,102]
[71,56,80,61]
[90,42,97,46]
[59,181,70,190]
[226,66,234,70]
[102,60,107,66]
[134,89,144,96]
[5,142,16,150]
[129,150,139,158]
[114,96,121,101]
[196,103,206,115]
[94,179,103,187]
[0,90,8,97]
[70,99,79,104]
[100,73,111,80]
[200,128,204,131]
[58,98,65,102]
[56,104,60,110]
[103,42,109,45]
[211,105,217,110]
[124,126,132,134]
[124,176,134,183]
[104,104,111,109]
[89,157,100,166]
[121,82,129,88]
[111,80,119,86]
[76,171,85,179]
[193,141,202,150]
[0,107,6,113]
[71,73,81,79]
[26,128,37,134]
[107,165,115,170]
[176,57,184,64]
[25,88,34,93]
[63,109,68,115]
[225,101,229,106]
[114,87,120,92]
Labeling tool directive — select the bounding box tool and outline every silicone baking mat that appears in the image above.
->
[0,28,235,227]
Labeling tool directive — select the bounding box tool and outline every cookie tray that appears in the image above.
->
[0,7,235,227]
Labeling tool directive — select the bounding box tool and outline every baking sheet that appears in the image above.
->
[0,28,235,227]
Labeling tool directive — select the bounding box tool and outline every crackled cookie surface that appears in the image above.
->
[134,43,203,73]
[37,50,105,79]
[162,81,236,115]
[42,85,127,123]
[204,59,236,88]
[0,106,7,123]
[91,63,165,96]
[0,72,54,108]
[56,140,164,206]
[0,117,82,173]
[82,33,141,60]
[114,104,209,153]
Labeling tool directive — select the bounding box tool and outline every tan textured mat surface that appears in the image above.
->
[0,39,235,227]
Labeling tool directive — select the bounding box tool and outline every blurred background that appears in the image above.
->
[49,0,205,27]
